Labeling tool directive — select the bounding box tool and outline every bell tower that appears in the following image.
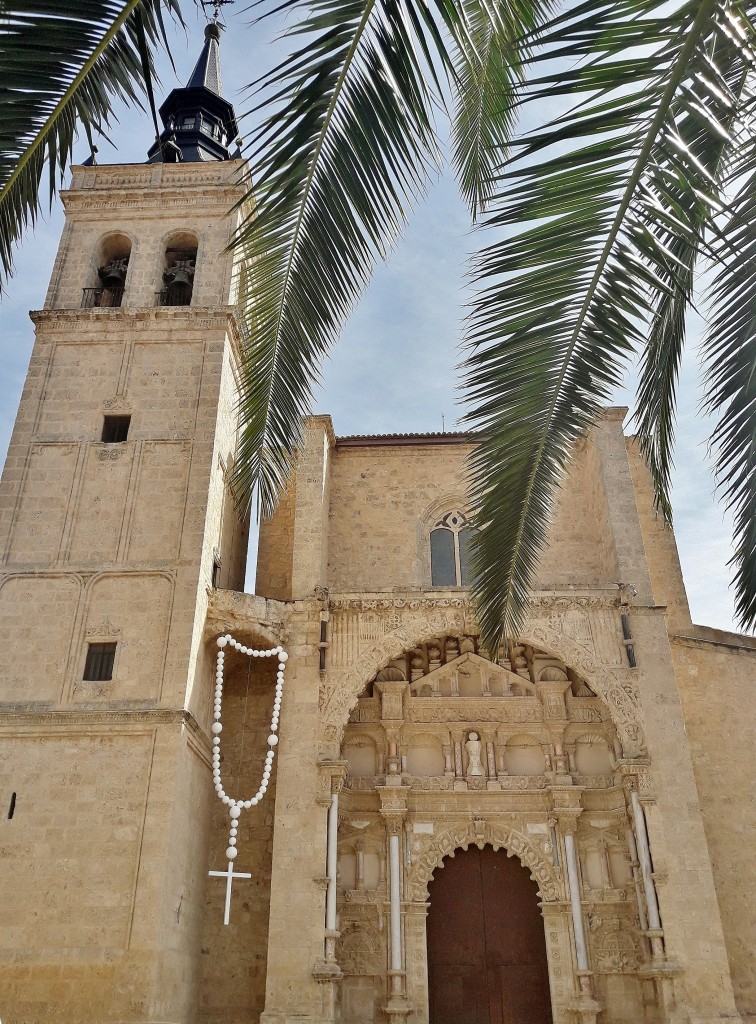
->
[0,26,249,1023]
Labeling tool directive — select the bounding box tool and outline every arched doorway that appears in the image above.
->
[426,845,553,1024]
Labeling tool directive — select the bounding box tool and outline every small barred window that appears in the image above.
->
[83,642,116,681]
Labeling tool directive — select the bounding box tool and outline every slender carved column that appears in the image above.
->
[311,760,347,1021]
[553,798,601,1024]
[356,840,365,889]
[626,824,651,956]
[630,789,665,960]
[564,833,589,972]
[453,737,463,777]
[325,791,339,938]
[378,788,412,1022]
[485,738,496,777]
[389,829,402,972]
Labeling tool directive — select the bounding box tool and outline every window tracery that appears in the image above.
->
[429,510,476,586]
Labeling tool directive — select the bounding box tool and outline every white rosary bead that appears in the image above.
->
[212,636,286,872]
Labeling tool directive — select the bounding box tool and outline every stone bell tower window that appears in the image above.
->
[158,233,198,306]
[430,511,476,586]
[82,232,131,308]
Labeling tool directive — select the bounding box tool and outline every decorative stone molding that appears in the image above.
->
[85,617,121,639]
[589,914,644,973]
[98,446,125,461]
[407,820,561,903]
[321,611,645,757]
[338,917,384,976]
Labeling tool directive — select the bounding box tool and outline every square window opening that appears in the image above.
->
[84,642,116,681]
[102,415,131,443]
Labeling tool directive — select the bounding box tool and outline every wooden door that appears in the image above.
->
[426,845,553,1024]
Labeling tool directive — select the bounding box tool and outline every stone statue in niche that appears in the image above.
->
[465,732,484,776]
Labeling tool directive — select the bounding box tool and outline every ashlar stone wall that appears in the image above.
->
[0,160,251,1023]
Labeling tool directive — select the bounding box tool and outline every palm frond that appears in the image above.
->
[703,100,756,630]
[450,0,545,219]
[462,0,754,654]
[0,0,180,291]
[232,0,503,517]
[633,12,752,523]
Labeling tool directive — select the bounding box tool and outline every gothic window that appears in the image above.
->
[430,511,476,586]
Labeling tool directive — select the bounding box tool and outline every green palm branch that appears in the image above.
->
[4,0,756,651]
[235,0,756,652]
[463,0,756,650]
[0,0,181,291]
[231,0,540,517]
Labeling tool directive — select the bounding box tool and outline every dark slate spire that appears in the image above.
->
[186,21,223,95]
[147,22,239,163]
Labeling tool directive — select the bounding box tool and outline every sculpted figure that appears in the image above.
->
[465,732,484,776]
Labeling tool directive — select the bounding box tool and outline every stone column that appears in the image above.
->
[564,833,589,973]
[325,792,339,940]
[626,823,649,930]
[378,789,412,1022]
[312,760,347,1021]
[630,790,661,932]
[405,903,430,1024]
[553,797,601,1024]
[442,740,454,777]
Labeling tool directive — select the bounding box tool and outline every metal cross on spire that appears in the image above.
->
[200,0,234,23]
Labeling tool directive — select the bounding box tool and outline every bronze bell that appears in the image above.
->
[164,259,195,289]
[98,258,128,289]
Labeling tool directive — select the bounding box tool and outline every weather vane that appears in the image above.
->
[199,0,234,23]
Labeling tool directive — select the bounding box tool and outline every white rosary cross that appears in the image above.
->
[209,861,252,925]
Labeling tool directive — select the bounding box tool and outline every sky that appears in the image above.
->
[0,5,745,633]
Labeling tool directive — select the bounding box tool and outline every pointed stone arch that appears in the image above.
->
[407,820,561,903]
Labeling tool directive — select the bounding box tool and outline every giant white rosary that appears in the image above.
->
[208,633,287,924]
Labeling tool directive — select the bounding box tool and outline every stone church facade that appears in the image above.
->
[0,26,755,1024]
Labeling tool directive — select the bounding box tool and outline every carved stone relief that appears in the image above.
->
[407,820,561,904]
[321,603,646,758]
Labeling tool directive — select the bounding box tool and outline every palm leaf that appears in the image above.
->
[462,0,756,654]
[0,0,181,291]
[231,0,529,518]
[703,109,756,629]
[634,16,752,523]
[450,0,546,219]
